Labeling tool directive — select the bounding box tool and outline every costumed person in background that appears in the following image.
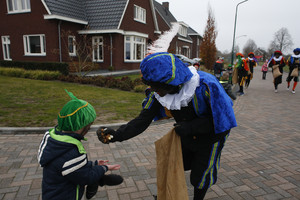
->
[38,90,123,200]
[261,59,268,80]
[235,53,249,96]
[96,24,237,200]
[286,48,300,94]
[214,57,224,80]
[245,52,257,88]
[193,62,200,71]
[268,50,286,93]
[220,72,236,100]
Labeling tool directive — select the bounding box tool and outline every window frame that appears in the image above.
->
[92,36,104,62]
[7,0,31,14]
[133,5,146,24]
[68,36,76,57]
[1,36,12,61]
[124,35,146,62]
[179,25,188,37]
[23,34,46,56]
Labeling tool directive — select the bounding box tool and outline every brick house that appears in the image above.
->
[0,0,202,71]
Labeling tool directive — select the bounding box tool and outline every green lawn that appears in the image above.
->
[0,76,145,127]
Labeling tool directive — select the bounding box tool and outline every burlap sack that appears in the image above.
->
[155,128,188,200]
[291,67,299,77]
[272,65,282,78]
[232,68,238,84]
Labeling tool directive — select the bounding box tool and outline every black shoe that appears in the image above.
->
[99,174,123,186]
[153,195,157,200]
[86,184,98,199]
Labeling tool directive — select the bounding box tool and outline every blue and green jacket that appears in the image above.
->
[38,128,107,200]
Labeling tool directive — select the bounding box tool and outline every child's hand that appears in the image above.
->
[98,160,109,165]
[107,164,121,171]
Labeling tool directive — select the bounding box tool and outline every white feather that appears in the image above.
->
[147,23,180,54]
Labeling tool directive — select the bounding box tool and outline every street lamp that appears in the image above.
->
[231,0,249,65]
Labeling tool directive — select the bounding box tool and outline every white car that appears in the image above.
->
[175,54,196,65]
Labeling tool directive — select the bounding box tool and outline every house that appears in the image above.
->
[0,0,202,71]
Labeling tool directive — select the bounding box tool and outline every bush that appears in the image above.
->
[0,60,69,75]
[0,67,61,80]
[134,85,148,93]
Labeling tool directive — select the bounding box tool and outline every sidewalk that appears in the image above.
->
[0,67,299,200]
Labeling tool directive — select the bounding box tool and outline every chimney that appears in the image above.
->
[162,2,169,10]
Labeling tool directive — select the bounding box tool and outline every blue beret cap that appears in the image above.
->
[140,52,193,86]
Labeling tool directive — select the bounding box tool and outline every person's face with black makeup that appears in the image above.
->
[275,53,281,58]
[150,84,180,97]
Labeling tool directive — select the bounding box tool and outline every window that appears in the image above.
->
[23,34,46,56]
[68,36,76,56]
[92,37,103,62]
[179,25,187,37]
[1,36,11,60]
[134,5,146,23]
[7,0,31,13]
[124,36,146,61]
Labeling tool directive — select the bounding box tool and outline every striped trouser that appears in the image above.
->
[182,134,229,190]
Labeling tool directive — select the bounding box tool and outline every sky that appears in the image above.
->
[155,0,300,54]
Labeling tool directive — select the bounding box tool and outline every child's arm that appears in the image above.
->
[61,153,118,186]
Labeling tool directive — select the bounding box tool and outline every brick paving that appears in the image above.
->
[0,67,299,200]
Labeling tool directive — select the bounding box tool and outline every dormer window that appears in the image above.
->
[7,0,31,14]
[179,25,187,37]
[134,5,146,23]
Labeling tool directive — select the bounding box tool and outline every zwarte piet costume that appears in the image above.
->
[98,52,237,200]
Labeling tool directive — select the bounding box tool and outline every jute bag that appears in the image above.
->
[232,67,238,84]
[155,128,189,200]
[291,67,299,77]
[272,65,282,78]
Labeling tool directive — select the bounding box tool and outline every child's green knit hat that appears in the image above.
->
[57,90,96,131]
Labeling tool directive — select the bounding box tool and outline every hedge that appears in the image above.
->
[0,67,61,80]
[0,60,69,75]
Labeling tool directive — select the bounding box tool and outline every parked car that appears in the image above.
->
[193,58,201,63]
[175,54,196,65]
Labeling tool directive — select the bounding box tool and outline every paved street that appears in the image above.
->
[0,66,299,200]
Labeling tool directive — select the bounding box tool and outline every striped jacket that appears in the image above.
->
[38,128,107,200]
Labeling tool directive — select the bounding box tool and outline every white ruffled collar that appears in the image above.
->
[273,56,283,62]
[154,66,200,110]
[292,54,300,58]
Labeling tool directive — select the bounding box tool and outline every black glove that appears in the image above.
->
[96,127,116,144]
[174,121,191,137]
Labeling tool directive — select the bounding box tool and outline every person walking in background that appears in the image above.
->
[261,59,268,80]
[268,50,286,93]
[214,57,224,80]
[235,53,249,96]
[286,48,300,94]
[245,52,257,88]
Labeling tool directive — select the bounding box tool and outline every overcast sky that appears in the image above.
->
[155,0,299,54]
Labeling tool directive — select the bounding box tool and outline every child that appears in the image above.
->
[220,72,236,100]
[38,90,123,200]
[261,59,268,80]
[227,64,233,84]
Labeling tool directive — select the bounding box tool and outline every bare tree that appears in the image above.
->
[200,5,218,70]
[61,30,97,76]
[243,39,257,56]
[269,27,293,53]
